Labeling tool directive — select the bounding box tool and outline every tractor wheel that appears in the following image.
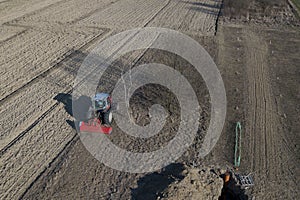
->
[103,110,113,125]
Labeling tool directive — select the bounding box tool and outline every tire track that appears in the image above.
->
[7,0,117,26]
[244,28,276,182]
[0,25,108,100]
[0,104,77,200]
[147,0,221,35]
[18,134,79,199]
[0,24,28,44]
[0,102,61,156]
[0,0,65,24]
[0,24,155,155]
[244,28,297,198]
[0,40,150,199]
[0,27,109,105]
[0,3,165,156]
[80,0,171,30]
[0,28,110,153]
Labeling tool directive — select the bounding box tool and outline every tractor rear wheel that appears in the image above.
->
[103,110,112,125]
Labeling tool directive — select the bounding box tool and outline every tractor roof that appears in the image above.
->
[93,93,109,101]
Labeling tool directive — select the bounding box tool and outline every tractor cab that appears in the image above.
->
[93,93,111,112]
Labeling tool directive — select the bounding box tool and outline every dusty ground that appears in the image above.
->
[214,23,300,199]
[0,0,299,199]
[159,165,224,200]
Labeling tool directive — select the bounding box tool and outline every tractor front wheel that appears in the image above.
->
[103,110,113,125]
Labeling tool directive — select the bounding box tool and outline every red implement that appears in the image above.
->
[79,118,112,134]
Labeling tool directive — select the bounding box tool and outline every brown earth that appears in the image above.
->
[0,0,299,199]
[159,166,224,200]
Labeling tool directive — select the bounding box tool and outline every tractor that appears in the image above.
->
[79,93,113,134]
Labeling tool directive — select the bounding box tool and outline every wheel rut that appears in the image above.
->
[243,28,297,198]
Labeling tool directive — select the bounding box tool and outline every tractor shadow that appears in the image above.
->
[131,163,185,200]
[219,172,249,200]
[54,93,92,130]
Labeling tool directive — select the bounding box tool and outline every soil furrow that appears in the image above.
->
[0,26,104,99]
[0,27,109,103]
[244,28,297,198]
[0,104,76,199]
[0,1,224,199]
[0,0,64,24]
[0,28,110,151]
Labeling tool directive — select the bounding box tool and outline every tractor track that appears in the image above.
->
[243,28,298,198]
[69,0,122,25]
[0,27,110,153]
[18,134,80,199]
[0,0,64,24]
[0,102,62,156]
[6,0,119,27]
[0,0,122,100]
[244,29,278,179]
[0,23,155,199]
[0,26,104,99]
[0,0,173,153]
[0,20,157,156]
[0,5,161,162]
[214,0,224,35]
[142,0,172,27]
[0,27,110,105]
[0,24,29,45]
